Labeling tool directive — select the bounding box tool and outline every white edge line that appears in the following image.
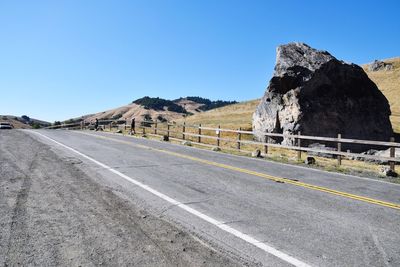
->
[31,130,312,267]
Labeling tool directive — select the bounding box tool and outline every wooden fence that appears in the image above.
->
[46,119,399,171]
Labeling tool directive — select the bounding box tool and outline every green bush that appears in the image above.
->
[157,115,167,122]
[141,114,153,127]
[112,114,123,120]
[32,123,41,129]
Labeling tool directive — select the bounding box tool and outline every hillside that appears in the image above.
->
[176,58,400,134]
[80,97,236,123]
[0,115,50,129]
[363,57,400,133]
[176,99,259,130]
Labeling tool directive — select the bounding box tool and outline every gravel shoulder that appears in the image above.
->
[0,130,243,266]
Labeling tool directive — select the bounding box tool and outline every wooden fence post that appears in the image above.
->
[124,120,127,131]
[167,124,170,138]
[390,137,395,171]
[142,125,145,135]
[109,122,112,131]
[182,122,186,140]
[237,127,241,150]
[337,133,342,166]
[154,120,157,135]
[198,124,201,143]
[217,125,221,147]
[264,133,269,155]
[132,118,136,134]
[297,131,301,161]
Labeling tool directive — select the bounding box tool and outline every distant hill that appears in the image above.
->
[173,97,237,112]
[133,97,187,113]
[0,115,50,129]
[78,96,237,123]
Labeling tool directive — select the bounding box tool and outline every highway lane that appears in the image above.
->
[1,130,245,266]
[29,129,400,266]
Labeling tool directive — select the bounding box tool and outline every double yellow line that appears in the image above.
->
[79,131,400,210]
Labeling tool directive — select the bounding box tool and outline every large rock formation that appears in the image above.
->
[369,60,393,71]
[253,43,393,149]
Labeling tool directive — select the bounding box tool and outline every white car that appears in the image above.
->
[0,122,13,129]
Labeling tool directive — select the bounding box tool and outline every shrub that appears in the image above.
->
[112,114,123,120]
[141,114,153,127]
[157,115,167,122]
[32,123,41,129]
[21,115,30,122]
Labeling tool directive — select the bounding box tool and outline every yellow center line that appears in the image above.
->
[78,131,400,210]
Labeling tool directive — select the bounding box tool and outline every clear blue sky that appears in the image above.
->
[1,0,399,122]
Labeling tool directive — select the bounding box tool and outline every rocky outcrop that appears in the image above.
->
[369,60,393,71]
[253,43,393,150]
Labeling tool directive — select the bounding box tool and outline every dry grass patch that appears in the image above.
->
[176,99,259,130]
[363,57,400,133]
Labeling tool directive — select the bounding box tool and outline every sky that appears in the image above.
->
[0,0,399,122]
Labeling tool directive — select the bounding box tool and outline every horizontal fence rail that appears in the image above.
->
[46,118,399,171]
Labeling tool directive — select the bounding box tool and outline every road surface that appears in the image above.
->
[1,129,399,266]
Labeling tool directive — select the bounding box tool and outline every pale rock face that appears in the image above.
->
[253,43,393,149]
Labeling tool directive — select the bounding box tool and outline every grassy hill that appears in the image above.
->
[80,96,236,124]
[176,99,259,130]
[0,115,50,129]
[363,57,400,133]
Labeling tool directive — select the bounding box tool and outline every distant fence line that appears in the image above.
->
[46,118,399,171]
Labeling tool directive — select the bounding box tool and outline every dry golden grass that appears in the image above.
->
[176,99,260,130]
[363,57,400,133]
[0,116,32,129]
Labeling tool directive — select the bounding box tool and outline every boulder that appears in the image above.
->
[369,60,393,72]
[251,149,262,158]
[182,141,192,146]
[380,166,398,177]
[160,135,169,141]
[253,43,393,151]
[305,157,316,165]
[307,143,337,159]
[358,148,400,164]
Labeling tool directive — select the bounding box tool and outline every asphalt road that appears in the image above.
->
[2,129,400,266]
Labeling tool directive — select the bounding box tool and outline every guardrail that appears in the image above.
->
[47,119,399,171]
